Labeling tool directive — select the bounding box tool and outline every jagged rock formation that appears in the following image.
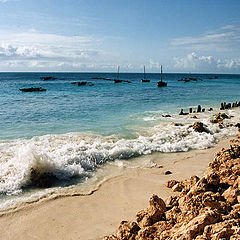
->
[105,134,240,240]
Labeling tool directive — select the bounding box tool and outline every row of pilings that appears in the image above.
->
[179,101,240,116]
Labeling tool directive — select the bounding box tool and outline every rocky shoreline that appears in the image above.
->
[105,128,240,239]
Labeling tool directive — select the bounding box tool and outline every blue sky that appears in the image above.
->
[0,0,240,73]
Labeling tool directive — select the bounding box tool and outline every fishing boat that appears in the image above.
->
[141,66,150,82]
[157,65,167,87]
[77,81,87,86]
[114,66,123,83]
[19,87,47,92]
[40,76,57,81]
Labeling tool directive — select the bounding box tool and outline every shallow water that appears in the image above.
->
[0,72,239,209]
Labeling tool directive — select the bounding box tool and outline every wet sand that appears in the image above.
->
[0,137,232,240]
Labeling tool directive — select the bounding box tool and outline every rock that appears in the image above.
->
[165,170,172,175]
[235,123,240,129]
[115,221,140,240]
[172,182,184,192]
[136,195,166,228]
[165,196,179,208]
[106,138,240,240]
[166,180,179,188]
[191,115,198,119]
[162,114,171,117]
[192,122,209,133]
[171,122,184,126]
[172,210,221,240]
[30,168,57,188]
[222,187,240,205]
[202,220,236,239]
[211,113,230,124]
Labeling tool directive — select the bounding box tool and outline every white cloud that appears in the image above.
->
[0,30,112,71]
[174,52,240,73]
[171,25,240,52]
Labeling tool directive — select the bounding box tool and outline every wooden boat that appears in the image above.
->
[157,65,167,87]
[77,82,87,86]
[141,66,150,82]
[114,66,123,83]
[19,87,47,92]
[40,76,57,81]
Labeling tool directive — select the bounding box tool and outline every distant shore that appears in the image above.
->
[0,137,232,240]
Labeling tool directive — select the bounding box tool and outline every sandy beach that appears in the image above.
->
[0,137,232,240]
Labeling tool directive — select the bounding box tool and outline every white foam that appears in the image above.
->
[0,109,239,196]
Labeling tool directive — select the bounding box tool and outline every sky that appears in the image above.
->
[0,0,240,73]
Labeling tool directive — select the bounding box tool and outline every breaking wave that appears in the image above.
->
[0,109,239,195]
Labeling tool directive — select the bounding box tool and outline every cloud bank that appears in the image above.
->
[0,30,114,71]
[174,52,240,73]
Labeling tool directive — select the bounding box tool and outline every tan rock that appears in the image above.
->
[116,221,140,240]
[222,186,239,205]
[172,210,221,240]
[172,182,184,192]
[165,196,179,208]
[136,195,166,228]
[166,180,179,188]
[105,139,240,240]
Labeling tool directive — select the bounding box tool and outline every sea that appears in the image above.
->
[0,72,240,210]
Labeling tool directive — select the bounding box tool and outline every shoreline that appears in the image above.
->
[0,137,233,240]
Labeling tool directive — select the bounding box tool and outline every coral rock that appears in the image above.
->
[136,195,166,228]
[192,122,209,133]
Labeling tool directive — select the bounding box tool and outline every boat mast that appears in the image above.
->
[117,66,120,80]
[144,65,146,80]
[161,65,163,82]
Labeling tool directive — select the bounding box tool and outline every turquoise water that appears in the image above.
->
[0,72,240,202]
[0,72,239,139]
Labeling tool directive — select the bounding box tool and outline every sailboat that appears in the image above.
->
[157,65,167,87]
[141,66,150,82]
[114,66,123,83]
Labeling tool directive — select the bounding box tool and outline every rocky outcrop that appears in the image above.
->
[104,138,240,240]
[210,113,230,124]
[191,122,209,133]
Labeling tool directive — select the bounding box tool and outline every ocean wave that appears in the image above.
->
[0,109,239,195]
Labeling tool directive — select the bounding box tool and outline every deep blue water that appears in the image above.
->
[0,72,240,140]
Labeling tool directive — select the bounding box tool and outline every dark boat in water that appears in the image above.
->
[40,76,57,81]
[178,77,200,82]
[113,66,124,83]
[157,65,167,87]
[141,66,150,82]
[114,79,123,83]
[19,87,47,92]
[77,81,87,86]
[208,75,218,79]
[72,81,94,86]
